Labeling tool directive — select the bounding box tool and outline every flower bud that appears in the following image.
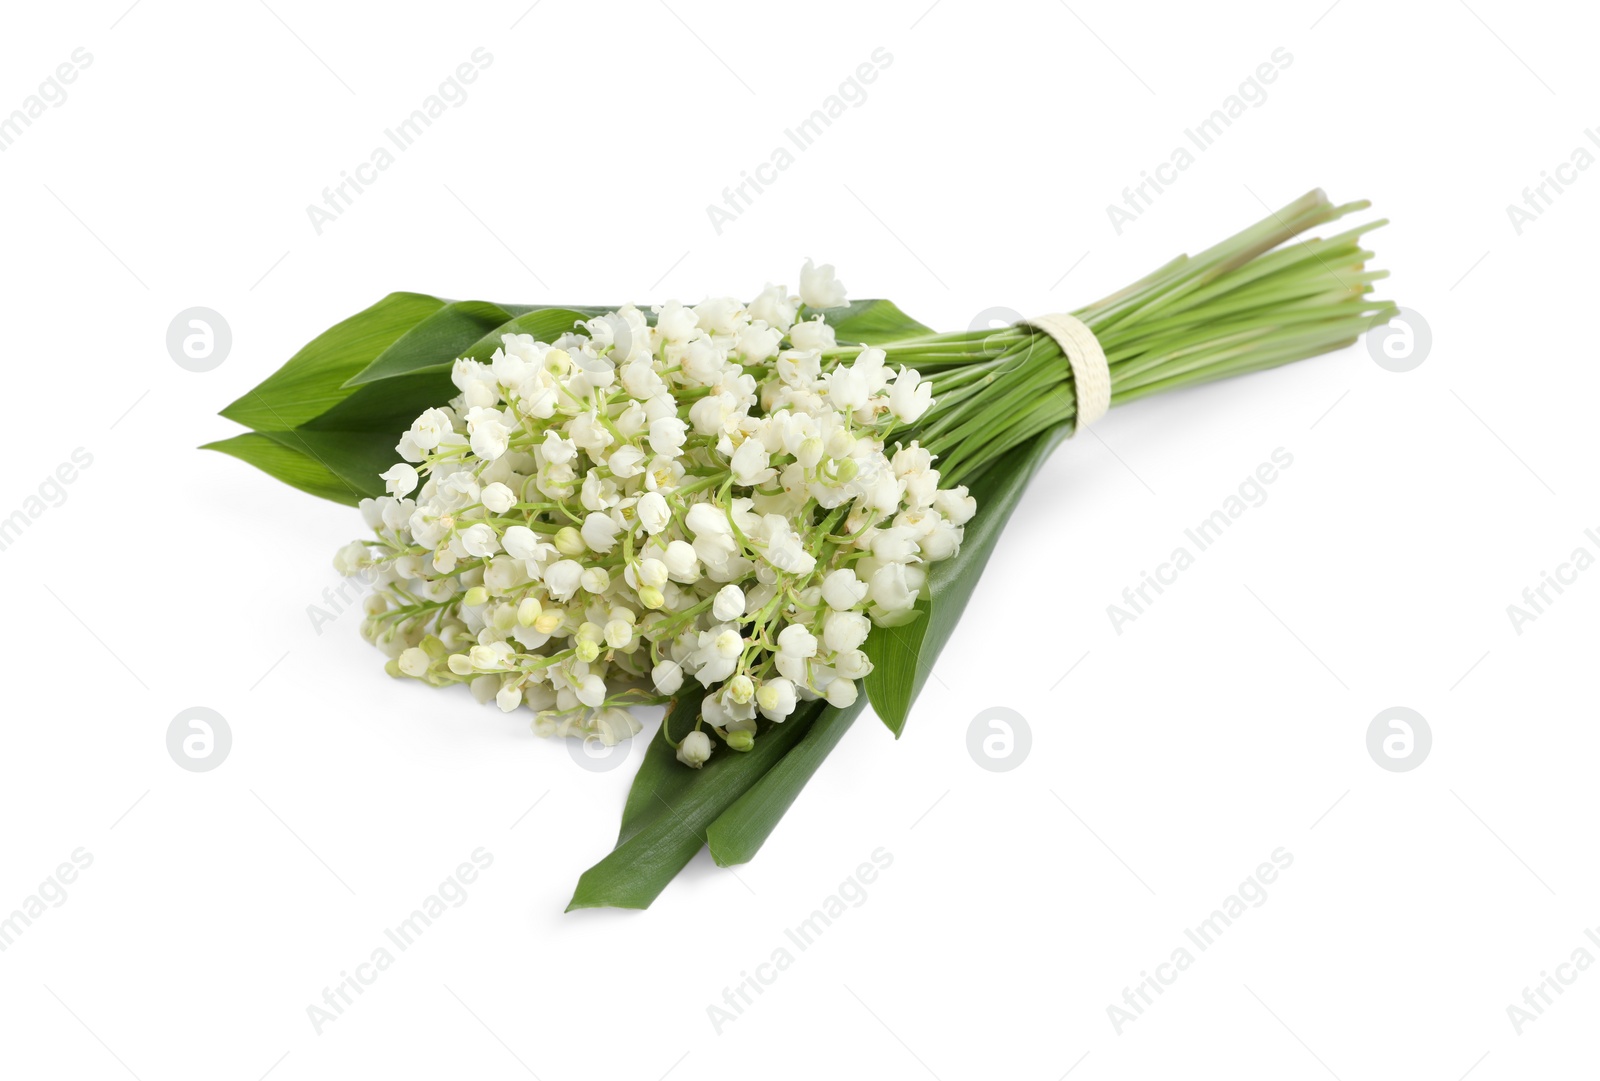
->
[725,730,755,752]
[554,526,586,556]
[657,540,694,579]
[824,677,858,708]
[824,610,871,652]
[469,644,504,670]
[652,659,684,695]
[577,672,607,707]
[713,629,743,659]
[333,541,371,577]
[636,557,669,589]
[481,481,516,514]
[492,603,518,632]
[676,729,713,768]
[573,622,602,662]
[756,677,797,721]
[834,649,872,680]
[777,623,818,659]
[636,491,671,534]
[517,596,542,627]
[713,583,746,622]
[462,586,489,608]
[821,569,868,611]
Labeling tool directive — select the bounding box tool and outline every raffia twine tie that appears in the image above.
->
[1021,313,1110,427]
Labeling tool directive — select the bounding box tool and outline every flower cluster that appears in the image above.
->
[336,261,975,767]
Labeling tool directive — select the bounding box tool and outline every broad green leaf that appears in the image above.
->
[216,380,457,507]
[824,298,933,345]
[863,425,1070,735]
[201,432,368,506]
[568,706,822,911]
[299,369,458,434]
[342,302,624,388]
[216,305,633,508]
[705,699,866,867]
[342,300,519,387]
[220,292,444,431]
[257,429,394,502]
[616,696,708,846]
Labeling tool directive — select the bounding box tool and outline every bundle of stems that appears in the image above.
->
[857,190,1394,482]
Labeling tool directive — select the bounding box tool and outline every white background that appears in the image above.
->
[2,0,1595,1077]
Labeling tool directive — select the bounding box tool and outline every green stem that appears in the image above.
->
[844,190,1395,485]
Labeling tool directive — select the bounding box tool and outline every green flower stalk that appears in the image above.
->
[866,190,1394,482]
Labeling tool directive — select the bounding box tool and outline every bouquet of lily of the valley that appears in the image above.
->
[208,189,1394,910]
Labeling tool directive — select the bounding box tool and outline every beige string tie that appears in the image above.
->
[1021,313,1110,427]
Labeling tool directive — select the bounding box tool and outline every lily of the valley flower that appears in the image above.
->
[339,260,970,759]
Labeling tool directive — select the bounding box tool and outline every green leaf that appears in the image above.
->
[824,298,933,345]
[212,381,455,507]
[616,697,708,846]
[705,699,866,867]
[256,429,395,502]
[341,300,521,387]
[342,302,623,388]
[215,308,631,507]
[299,370,458,434]
[863,425,1070,735]
[220,292,444,431]
[567,705,822,911]
[201,432,369,506]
